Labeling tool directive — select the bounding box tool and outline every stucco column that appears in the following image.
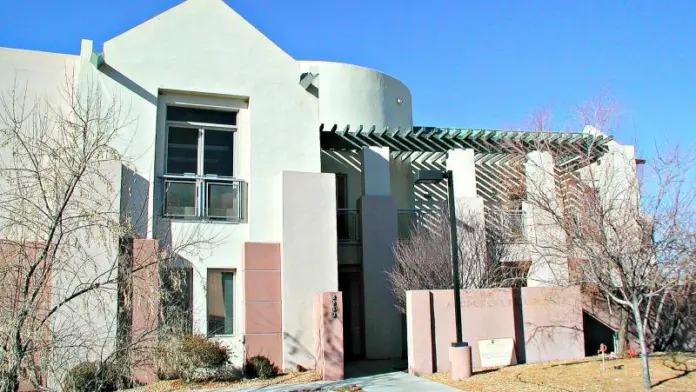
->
[446,149,488,288]
[524,151,568,286]
[278,171,339,370]
[359,146,401,359]
[361,147,391,196]
[445,149,484,220]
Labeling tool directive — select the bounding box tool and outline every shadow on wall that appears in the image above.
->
[121,165,150,239]
[407,286,585,375]
[283,332,315,371]
[411,156,447,227]
[312,292,344,381]
[512,288,527,363]
[101,65,157,106]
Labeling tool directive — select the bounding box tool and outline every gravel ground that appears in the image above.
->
[122,371,323,392]
[425,353,696,392]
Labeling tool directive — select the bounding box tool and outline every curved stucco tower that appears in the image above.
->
[300,61,413,130]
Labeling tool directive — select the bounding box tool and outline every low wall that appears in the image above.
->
[313,292,344,380]
[406,287,584,375]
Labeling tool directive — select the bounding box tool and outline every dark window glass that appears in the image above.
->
[164,180,196,217]
[207,270,234,335]
[335,173,348,209]
[207,182,240,220]
[167,106,237,126]
[204,129,234,176]
[167,127,198,174]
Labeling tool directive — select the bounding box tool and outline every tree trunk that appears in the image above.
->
[618,307,629,354]
[633,306,652,389]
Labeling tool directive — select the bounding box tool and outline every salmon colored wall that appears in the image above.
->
[243,242,283,367]
[131,239,159,384]
[313,292,344,381]
[407,287,584,375]
[0,241,52,391]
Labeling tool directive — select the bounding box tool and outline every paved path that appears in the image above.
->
[186,372,460,392]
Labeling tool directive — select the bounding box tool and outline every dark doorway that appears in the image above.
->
[583,311,616,356]
[339,266,365,360]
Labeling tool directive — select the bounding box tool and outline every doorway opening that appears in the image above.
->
[338,265,365,361]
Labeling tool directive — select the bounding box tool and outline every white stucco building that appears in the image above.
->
[0,0,639,387]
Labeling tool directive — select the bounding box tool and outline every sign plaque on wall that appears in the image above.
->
[477,337,516,368]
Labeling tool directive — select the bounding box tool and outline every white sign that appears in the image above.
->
[477,337,516,368]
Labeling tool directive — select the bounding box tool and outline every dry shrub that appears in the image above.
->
[154,334,230,382]
[244,355,279,379]
[61,361,132,392]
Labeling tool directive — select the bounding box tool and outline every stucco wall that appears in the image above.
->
[277,171,338,370]
[301,61,412,130]
[0,47,124,388]
[359,195,402,359]
[85,0,323,362]
[0,47,79,103]
[524,151,568,286]
[406,287,585,375]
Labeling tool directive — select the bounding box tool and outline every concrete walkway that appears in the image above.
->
[187,372,460,392]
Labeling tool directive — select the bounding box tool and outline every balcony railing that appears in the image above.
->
[496,210,526,243]
[163,175,243,222]
[337,208,360,243]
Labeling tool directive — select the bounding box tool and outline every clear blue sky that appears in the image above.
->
[1,0,694,159]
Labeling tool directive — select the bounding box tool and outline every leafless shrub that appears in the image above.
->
[388,204,522,313]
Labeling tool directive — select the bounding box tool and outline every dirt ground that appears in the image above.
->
[124,371,322,391]
[425,353,696,391]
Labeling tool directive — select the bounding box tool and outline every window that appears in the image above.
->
[163,105,242,221]
[207,270,235,336]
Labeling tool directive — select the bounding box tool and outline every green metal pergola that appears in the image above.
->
[320,124,613,164]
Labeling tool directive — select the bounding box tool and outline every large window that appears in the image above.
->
[207,270,235,336]
[163,105,242,221]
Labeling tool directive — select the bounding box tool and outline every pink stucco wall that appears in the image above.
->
[0,242,52,391]
[407,287,584,375]
[520,286,585,363]
[243,242,283,367]
[313,292,344,380]
[131,239,160,384]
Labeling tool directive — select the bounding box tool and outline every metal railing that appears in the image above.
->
[163,175,244,222]
[337,208,360,243]
[497,210,526,243]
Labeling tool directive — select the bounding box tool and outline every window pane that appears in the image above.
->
[207,270,234,335]
[207,182,240,220]
[204,130,234,176]
[167,106,237,126]
[164,180,196,217]
[167,127,198,174]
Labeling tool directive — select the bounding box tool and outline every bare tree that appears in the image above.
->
[0,76,212,392]
[388,205,522,313]
[513,128,696,389]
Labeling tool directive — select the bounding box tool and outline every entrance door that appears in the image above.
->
[338,266,365,360]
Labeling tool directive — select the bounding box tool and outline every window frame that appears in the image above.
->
[162,103,242,222]
[206,269,236,337]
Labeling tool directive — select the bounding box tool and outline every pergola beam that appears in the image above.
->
[320,124,612,163]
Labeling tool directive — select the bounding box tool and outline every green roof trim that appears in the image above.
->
[90,52,104,68]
